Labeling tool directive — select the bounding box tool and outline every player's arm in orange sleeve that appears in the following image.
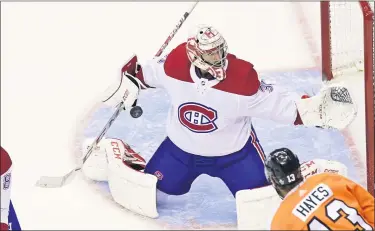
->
[346,177,375,227]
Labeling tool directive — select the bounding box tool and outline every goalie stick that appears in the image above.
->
[36,101,124,188]
[36,0,199,188]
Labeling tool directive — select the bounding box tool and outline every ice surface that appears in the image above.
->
[1,2,365,230]
[82,69,361,229]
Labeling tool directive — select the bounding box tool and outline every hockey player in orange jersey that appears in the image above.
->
[264,147,374,230]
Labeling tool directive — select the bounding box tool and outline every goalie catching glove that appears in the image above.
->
[81,137,158,218]
[296,84,357,130]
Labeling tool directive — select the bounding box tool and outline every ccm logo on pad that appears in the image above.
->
[178,102,218,133]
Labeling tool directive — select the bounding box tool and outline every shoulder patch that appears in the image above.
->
[3,172,11,190]
[259,79,274,93]
[157,53,168,64]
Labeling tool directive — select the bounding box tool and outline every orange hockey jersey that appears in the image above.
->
[271,173,374,230]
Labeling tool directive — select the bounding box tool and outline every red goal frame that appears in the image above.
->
[321,1,374,196]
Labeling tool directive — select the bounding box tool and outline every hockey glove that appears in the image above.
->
[102,55,147,110]
[296,85,357,130]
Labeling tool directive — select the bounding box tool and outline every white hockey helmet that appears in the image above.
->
[186,25,228,80]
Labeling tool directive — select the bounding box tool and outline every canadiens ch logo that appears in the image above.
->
[178,102,218,133]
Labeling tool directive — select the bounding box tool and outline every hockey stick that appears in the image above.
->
[36,102,124,188]
[36,1,199,188]
[154,1,199,57]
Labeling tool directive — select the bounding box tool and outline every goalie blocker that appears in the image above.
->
[81,138,158,218]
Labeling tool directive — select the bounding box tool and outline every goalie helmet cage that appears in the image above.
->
[321,1,374,195]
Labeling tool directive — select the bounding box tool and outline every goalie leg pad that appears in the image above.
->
[301,159,348,178]
[106,139,159,218]
[81,137,109,181]
[236,186,281,230]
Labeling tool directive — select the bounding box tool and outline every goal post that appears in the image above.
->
[320,1,374,195]
[361,1,375,197]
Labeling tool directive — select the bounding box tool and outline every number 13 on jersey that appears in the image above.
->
[308,199,373,230]
[290,183,373,230]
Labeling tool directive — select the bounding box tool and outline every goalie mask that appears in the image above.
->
[264,148,303,199]
[186,25,228,81]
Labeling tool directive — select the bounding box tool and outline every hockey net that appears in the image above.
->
[321,1,374,195]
